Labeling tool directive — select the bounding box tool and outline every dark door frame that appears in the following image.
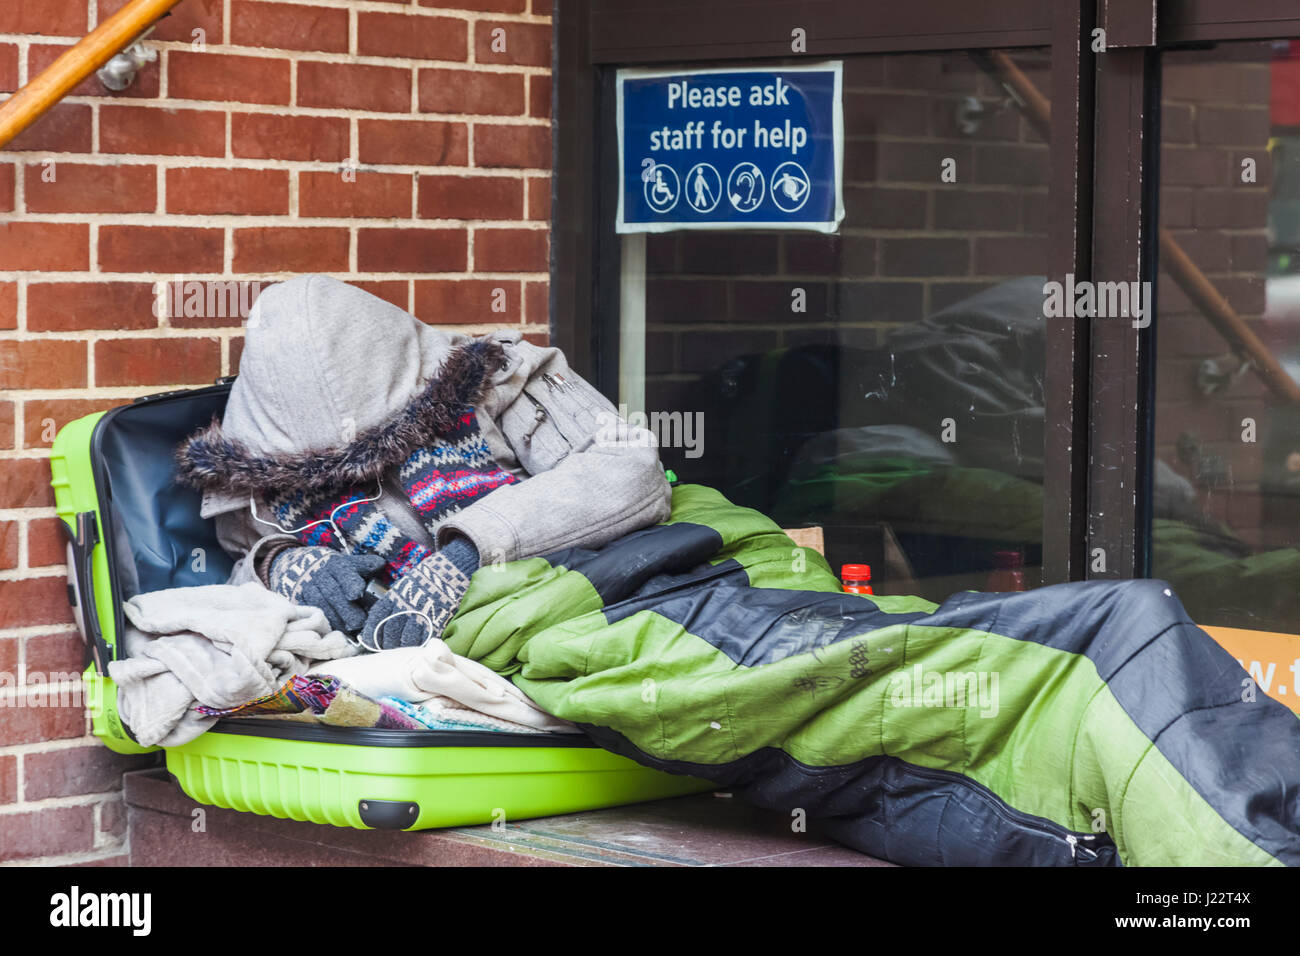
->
[550,0,1300,587]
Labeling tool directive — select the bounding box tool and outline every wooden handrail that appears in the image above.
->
[0,0,184,149]
[984,51,1300,405]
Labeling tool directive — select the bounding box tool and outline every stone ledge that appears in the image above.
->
[123,768,890,867]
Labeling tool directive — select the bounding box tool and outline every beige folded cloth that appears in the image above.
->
[308,640,577,733]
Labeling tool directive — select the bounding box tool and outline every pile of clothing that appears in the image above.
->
[109,581,576,747]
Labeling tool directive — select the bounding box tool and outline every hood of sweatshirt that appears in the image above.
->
[176,275,502,514]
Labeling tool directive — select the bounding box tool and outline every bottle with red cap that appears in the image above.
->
[986,550,1027,592]
[841,563,873,595]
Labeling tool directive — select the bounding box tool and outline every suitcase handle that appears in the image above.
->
[63,511,114,675]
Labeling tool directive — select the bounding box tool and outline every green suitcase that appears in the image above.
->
[48,382,708,830]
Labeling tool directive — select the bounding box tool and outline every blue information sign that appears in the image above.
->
[616,62,843,234]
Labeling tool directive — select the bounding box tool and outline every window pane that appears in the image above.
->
[617,50,1052,602]
[1152,41,1300,632]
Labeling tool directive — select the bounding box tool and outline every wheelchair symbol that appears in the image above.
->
[643,163,680,213]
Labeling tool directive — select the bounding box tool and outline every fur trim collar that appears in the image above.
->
[176,341,503,498]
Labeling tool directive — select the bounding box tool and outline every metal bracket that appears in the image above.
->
[96,27,158,92]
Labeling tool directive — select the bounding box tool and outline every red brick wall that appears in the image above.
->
[0,0,552,865]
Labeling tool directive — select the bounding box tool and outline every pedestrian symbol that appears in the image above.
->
[685,162,721,213]
[727,162,765,213]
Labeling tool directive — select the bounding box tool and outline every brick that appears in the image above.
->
[24,746,151,801]
[0,0,87,36]
[230,1,350,53]
[419,69,523,115]
[420,0,523,9]
[99,799,128,841]
[645,279,727,324]
[1161,147,1228,187]
[358,228,466,273]
[974,236,1046,276]
[359,119,467,166]
[842,185,925,231]
[475,20,551,67]
[7,103,92,153]
[0,755,14,805]
[166,167,290,215]
[973,144,1050,186]
[27,282,157,332]
[732,281,832,322]
[474,227,546,272]
[163,279,263,328]
[230,336,245,370]
[100,105,226,157]
[233,112,349,162]
[526,175,549,220]
[520,328,549,346]
[0,162,12,212]
[99,0,222,44]
[28,42,160,99]
[1193,190,1269,230]
[529,74,551,119]
[418,174,521,220]
[0,521,15,570]
[24,632,83,681]
[532,0,553,14]
[100,226,224,274]
[934,189,1022,232]
[0,341,86,389]
[474,124,549,168]
[0,283,14,330]
[881,237,970,277]
[0,805,94,862]
[358,11,467,60]
[0,634,14,674]
[0,43,18,92]
[26,517,69,566]
[232,228,350,274]
[879,141,971,183]
[525,280,547,324]
[414,278,521,323]
[299,170,412,219]
[95,338,221,387]
[0,222,87,271]
[168,50,291,105]
[351,280,410,311]
[0,575,73,629]
[0,400,10,449]
[679,233,779,275]
[298,61,411,112]
[24,162,156,214]
[24,399,126,450]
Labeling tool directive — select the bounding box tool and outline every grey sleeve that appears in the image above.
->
[436,352,672,564]
[213,506,296,587]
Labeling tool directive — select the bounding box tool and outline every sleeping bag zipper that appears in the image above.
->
[901,762,1105,863]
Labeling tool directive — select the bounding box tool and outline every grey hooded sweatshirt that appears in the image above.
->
[177,275,671,582]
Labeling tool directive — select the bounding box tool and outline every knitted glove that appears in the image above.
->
[269,546,387,634]
[360,537,479,650]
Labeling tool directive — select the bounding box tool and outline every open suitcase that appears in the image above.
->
[48,381,709,830]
